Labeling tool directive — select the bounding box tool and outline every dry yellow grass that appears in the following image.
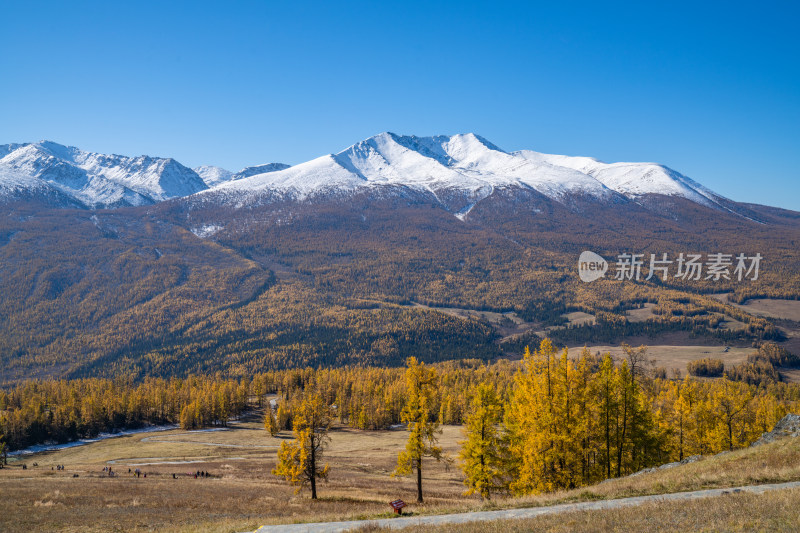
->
[2,411,800,532]
[361,488,800,532]
[578,342,752,376]
[724,296,800,322]
[0,417,469,533]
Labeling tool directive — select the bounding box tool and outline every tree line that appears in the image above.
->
[3,339,798,501]
[0,376,248,452]
[269,341,800,500]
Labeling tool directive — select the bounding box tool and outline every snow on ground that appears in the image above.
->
[8,425,179,456]
[7,425,242,457]
[191,224,223,238]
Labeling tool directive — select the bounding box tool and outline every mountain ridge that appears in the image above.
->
[199,132,750,221]
[0,141,207,208]
[0,134,791,223]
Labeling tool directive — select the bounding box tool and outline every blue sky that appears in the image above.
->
[1,1,798,209]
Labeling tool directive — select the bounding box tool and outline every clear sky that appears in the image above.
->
[1,1,798,209]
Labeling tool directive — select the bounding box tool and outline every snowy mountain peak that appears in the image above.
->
[0,141,207,208]
[198,132,744,218]
[194,165,234,187]
[234,162,291,180]
[514,150,726,207]
[36,140,81,161]
[1,134,734,216]
[209,133,620,210]
[194,163,291,188]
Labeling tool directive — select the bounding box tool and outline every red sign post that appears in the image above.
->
[390,499,407,515]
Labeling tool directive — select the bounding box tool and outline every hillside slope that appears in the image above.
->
[0,134,799,382]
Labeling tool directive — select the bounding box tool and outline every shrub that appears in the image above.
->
[687,358,725,377]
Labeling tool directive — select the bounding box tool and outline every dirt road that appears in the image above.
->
[253,480,800,532]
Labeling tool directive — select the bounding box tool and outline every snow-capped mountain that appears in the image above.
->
[209,132,619,201]
[0,141,208,208]
[513,150,726,208]
[0,166,83,208]
[0,133,741,217]
[194,163,291,188]
[194,165,234,188]
[201,132,734,218]
[233,163,291,180]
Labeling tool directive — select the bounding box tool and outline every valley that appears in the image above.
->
[3,134,800,533]
[4,0,798,530]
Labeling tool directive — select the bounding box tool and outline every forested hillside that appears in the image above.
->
[1,182,799,383]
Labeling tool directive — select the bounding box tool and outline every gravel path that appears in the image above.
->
[253,480,800,532]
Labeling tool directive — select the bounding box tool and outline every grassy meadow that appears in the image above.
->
[3,407,800,532]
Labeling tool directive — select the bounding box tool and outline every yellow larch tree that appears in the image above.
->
[459,382,505,499]
[272,392,331,499]
[394,357,444,503]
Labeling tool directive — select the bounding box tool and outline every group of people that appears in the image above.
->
[87,466,214,479]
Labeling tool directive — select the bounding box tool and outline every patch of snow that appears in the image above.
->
[190,224,223,238]
[7,424,179,456]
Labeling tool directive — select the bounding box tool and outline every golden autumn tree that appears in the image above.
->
[505,339,592,494]
[573,347,602,483]
[597,352,617,479]
[504,340,559,494]
[264,404,279,436]
[272,392,331,499]
[394,357,444,503]
[459,382,505,499]
[712,379,752,451]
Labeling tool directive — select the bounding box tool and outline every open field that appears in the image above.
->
[578,342,753,377]
[711,295,800,351]
[4,408,800,532]
[712,294,800,322]
[404,302,539,343]
[624,303,656,322]
[0,413,469,533]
